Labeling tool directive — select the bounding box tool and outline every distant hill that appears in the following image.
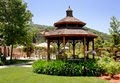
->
[31,24,55,30]
[84,27,110,40]
[31,24,110,41]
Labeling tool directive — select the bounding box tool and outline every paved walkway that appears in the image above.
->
[0,61,33,69]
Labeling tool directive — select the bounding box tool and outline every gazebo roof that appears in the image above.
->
[54,17,86,27]
[45,29,97,38]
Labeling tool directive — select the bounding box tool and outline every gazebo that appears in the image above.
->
[44,7,97,61]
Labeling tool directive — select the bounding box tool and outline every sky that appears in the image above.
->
[24,0,120,34]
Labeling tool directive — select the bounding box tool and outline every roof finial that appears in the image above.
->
[69,6,70,9]
[68,6,72,11]
[66,6,73,17]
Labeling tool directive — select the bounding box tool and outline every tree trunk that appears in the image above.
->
[10,45,13,63]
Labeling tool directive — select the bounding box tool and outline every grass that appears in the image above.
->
[0,67,108,83]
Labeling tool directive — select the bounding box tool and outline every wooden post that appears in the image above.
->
[92,39,95,59]
[86,40,89,59]
[83,37,86,60]
[72,40,75,58]
[47,40,50,61]
[57,40,60,54]
[63,37,66,60]
[57,39,60,60]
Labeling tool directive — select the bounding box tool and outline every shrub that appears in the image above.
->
[61,62,83,76]
[23,44,34,57]
[83,60,103,76]
[32,60,47,74]
[33,57,120,77]
[32,59,102,76]
[45,61,65,75]
[0,55,6,65]
[97,57,120,77]
[106,61,120,77]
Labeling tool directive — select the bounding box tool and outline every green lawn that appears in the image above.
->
[0,67,108,83]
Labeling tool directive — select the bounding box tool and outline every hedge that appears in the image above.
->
[32,59,102,76]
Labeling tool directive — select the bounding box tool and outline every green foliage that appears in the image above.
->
[94,36,105,56]
[29,24,56,43]
[33,58,120,77]
[83,60,103,76]
[0,0,32,45]
[33,60,83,76]
[23,44,34,57]
[0,0,32,62]
[106,61,120,77]
[109,16,120,46]
[32,60,102,76]
[31,24,55,30]
[97,57,120,77]
[30,27,41,43]
[0,54,6,65]
[95,36,104,48]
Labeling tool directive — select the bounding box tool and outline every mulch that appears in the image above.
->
[99,74,120,83]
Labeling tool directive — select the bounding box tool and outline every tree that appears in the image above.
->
[0,0,32,63]
[109,17,120,59]
[109,16,120,46]
[95,36,104,48]
[94,36,104,56]
[30,27,40,43]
